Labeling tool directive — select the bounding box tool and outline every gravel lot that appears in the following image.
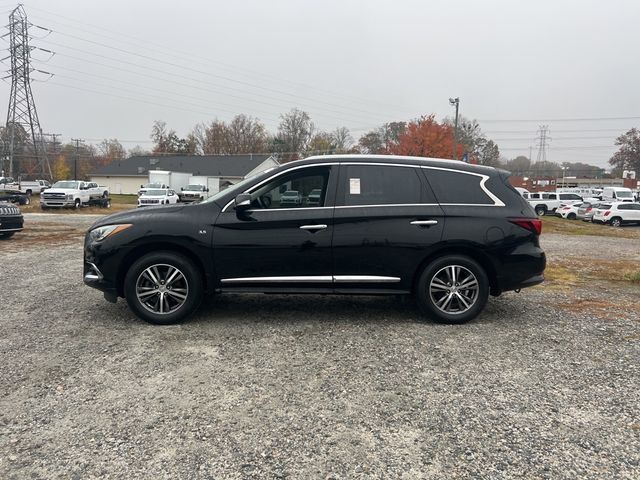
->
[1,214,639,479]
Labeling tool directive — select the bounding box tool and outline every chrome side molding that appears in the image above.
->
[220,275,401,284]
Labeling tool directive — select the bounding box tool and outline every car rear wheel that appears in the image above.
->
[568,212,577,220]
[416,255,489,324]
[124,251,203,325]
[610,217,622,227]
[535,205,546,216]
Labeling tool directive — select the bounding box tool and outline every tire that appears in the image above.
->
[415,255,489,324]
[21,196,30,205]
[568,212,576,220]
[0,232,15,239]
[124,251,203,325]
[102,191,108,198]
[74,198,81,209]
[25,189,32,196]
[610,217,622,228]
[535,205,546,216]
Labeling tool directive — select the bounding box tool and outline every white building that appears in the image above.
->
[90,154,279,195]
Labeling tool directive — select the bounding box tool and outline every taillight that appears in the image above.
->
[586,207,592,212]
[509,218,542,236]
[604,211,611,216]
[562,207,571,210]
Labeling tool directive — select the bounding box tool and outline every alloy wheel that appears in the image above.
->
[135,263,189,314]
[429,265,479,315]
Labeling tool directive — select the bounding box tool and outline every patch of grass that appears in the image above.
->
[109,194,138,205]
[624,271,640,283]
[541,215,640,239]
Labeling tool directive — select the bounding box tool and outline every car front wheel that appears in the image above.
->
[124,251,203,325]
[535,206,546,216]
[416,255,489,324]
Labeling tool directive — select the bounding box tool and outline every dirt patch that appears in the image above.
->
[0,222,85,253]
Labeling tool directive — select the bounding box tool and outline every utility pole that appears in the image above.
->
[535,125,551,163]
[3,5,53,179]
[71,138,84,180]
[449,97,460,160]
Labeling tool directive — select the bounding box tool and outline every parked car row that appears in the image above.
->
[555,200,640,227]
[517,186,638,217]
[0,177,51,195]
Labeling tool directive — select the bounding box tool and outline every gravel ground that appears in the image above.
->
[1,216,638,479]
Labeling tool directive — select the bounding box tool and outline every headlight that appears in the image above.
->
[66,194,73,200]
[88,224,132,242]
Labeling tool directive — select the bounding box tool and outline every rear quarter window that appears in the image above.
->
[424,169,494,205]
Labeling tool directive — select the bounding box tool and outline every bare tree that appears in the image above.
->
[274,108,315,161]
[331,127,353,152]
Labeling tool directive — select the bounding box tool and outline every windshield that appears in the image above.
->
[616,191,632,198]
[53,181,79,189]
[143,189,167,196]
[145,183,163,188]
[185,185,204,190]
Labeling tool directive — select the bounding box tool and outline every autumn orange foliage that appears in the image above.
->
[389,115,464,159]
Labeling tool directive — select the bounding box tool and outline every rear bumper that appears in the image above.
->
[494,243,546,293]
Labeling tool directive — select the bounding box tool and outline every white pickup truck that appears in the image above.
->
[0,177,51,195]
[523,191,583,216]
[85,182,110,199]
[40,180,92,209]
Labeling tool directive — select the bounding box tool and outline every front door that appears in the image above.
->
[331,163,445,293]
[213,165,337,291]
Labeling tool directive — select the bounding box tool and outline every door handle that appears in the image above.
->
[299,224,328,231]
[410,220,438,226]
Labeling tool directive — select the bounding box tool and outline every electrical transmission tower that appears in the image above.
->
[2,5,51,179]
[535,125,551,163]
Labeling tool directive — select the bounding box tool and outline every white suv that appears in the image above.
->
[592,202,640,227]
[137,188,179,207]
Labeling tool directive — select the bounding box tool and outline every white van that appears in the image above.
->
[602,187,634,203]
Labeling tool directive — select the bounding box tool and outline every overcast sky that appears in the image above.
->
[1,0,639,167]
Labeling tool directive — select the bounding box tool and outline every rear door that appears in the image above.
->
[331,162,444,293]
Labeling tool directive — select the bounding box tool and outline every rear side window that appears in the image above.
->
[340,165,429,206]
[617,204,630,210]
[424,169,493,205]
[559,193,581,200]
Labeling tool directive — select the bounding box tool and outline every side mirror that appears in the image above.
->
[206,188,209,192]
[181,187,184,191]
[140,185,143,188]
[234,193,252,212]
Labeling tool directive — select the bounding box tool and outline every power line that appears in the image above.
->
[26,7,411,115]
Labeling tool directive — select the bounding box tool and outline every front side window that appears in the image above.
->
[340,165,425,206]
[250,167,330,209]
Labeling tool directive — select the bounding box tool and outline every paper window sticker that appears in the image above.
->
[349,178,360,195]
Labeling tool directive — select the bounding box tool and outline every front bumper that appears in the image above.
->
[42,200,76,207]
[0,214,23,232]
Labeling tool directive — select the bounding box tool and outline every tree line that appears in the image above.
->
[2,109,638,181]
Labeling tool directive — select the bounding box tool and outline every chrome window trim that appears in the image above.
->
[220,275,401,284]
[221,162,338,213]
[221,160,504,212]
[341,162,505,207]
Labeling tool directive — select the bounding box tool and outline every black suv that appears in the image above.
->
[0,201,23,239]
[84,155,545,325]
